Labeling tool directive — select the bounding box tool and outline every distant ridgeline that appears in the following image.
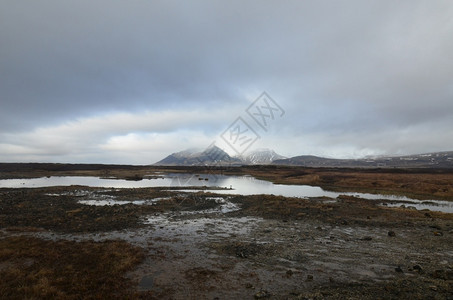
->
[272,152,453,168]
[156,148,453,168]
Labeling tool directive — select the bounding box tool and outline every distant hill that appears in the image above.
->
[272,151,453,168]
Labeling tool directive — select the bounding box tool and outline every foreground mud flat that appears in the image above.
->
[1,184,452,299]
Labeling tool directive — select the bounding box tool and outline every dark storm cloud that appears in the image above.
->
[1,0,452,162]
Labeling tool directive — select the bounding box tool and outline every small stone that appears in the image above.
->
[306,274,314,281]
[254,290,271,299]
[388,231,396,237]
[245,283,254,289]
[413,265,423,273]
[361,236,373,241]
[395,266,404,273]
[286,270,293,277]
[429,285,438,291]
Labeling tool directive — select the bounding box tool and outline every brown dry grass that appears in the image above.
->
[231,167,453,200]
[0,236,145,299]
[230,194,453,226]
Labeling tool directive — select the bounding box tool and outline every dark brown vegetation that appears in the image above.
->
[230,194,453,226]
[0,187,157,232]
[0,236,145,299]
[226,165,453,200]
[0,187,222,232]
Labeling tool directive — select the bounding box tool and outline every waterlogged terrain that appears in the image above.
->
[0,165,452,298]
[1,173,452,212]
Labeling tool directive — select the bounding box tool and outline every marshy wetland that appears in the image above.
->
[0,164,452,299]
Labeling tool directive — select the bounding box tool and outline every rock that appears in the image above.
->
[245,283,254,289]
[413,265,423,273]
[306,274,314,281]
[286,269,293,277]
[424,212,432,218]
[254,290,271,299]
[395,266,404,273]
[361,236,373,241]
[388,231,396,237]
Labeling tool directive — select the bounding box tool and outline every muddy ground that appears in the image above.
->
[0,166,452,299]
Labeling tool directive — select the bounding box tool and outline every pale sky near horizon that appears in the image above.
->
[1,1,453,164]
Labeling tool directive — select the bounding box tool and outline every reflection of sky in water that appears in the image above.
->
[0,176,174,188]
[1,174,452,212]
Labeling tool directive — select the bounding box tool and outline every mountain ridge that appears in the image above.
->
[155,148,453,168]
[155,147,285,166]
[272,151,453,168]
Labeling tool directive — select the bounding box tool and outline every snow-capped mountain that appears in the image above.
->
[155,145,241,166]
[237,148,286,165]
[155,147,285,166]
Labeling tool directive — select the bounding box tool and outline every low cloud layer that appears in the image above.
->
[1,1,452,163]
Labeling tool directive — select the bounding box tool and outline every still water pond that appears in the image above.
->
[0,173,452,212]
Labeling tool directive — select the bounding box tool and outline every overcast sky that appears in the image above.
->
[1,1,453,164]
